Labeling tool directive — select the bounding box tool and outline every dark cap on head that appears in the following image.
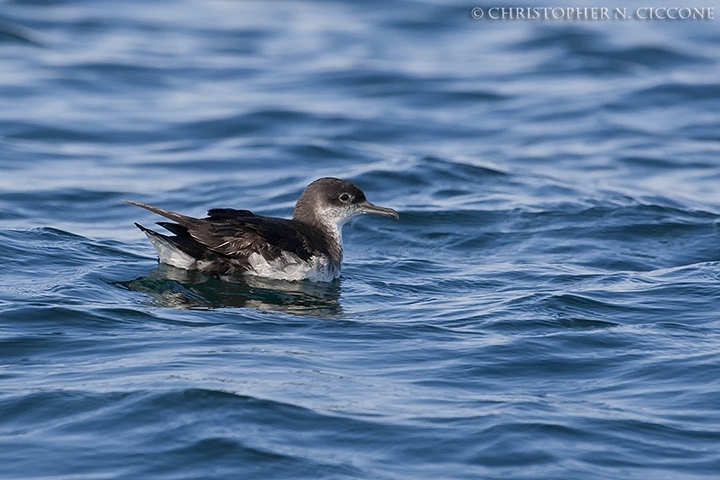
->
[293,177,398,226]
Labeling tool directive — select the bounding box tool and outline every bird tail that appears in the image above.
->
[123,200,196,226]
[133,222,197,269]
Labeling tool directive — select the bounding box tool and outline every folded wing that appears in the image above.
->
[124,201,328,275]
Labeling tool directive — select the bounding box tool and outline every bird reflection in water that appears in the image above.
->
[119,264,342,316]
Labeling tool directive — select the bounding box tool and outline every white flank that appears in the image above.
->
[144,232,197,269]
[245,251,337,282]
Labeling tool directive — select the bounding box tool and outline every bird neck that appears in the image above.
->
[293,209,344,263]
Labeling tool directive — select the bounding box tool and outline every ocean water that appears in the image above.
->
[1,0,720,478]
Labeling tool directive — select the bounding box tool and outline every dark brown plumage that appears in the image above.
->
[125,177,398,281]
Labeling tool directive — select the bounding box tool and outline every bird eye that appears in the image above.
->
[339,193,351,202]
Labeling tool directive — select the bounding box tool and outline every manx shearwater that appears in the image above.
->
[125,177,398,282]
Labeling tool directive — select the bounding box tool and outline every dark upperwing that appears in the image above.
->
[189,208,329,262]
[125,201,329,265]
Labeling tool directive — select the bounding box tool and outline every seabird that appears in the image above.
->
[125,177,398,282]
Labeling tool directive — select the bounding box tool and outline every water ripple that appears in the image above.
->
[2,1,720,478]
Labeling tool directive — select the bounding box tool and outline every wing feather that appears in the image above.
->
[188,214,323,262]
[126,201,330,275]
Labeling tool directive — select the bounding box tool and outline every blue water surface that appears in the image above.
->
[1,1,720,479]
